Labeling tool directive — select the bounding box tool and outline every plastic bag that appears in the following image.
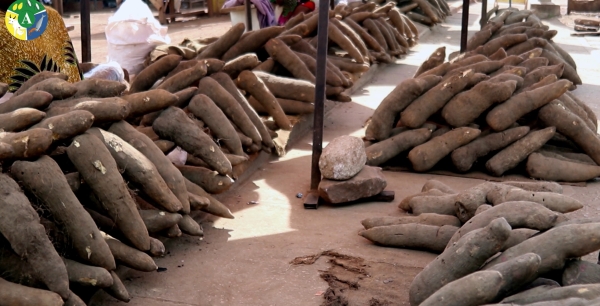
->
[167,147,188,166]
[83,61,126,83]
[105,0,170,75]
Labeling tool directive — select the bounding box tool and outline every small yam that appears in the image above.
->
[409,127,481,172]
[366,128,432,166]
[361,213,461,229]
[129,54,181,93]
[359,224,458,253]
[0,108,45,132]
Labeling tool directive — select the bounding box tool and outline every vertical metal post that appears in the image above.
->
[309,0,329,193]
[245,0,252,31]
[459,0,469,53]
[480,0,487,29]
[81,0,92,62]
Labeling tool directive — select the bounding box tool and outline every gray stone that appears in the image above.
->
[319,135,366,180]
[318,166,387,204]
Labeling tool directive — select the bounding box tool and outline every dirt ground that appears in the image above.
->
[64,4,600,306]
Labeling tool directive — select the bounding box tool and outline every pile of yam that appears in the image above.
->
[364,8,598,183]
[571,18,600,36]
[360,179,600,306]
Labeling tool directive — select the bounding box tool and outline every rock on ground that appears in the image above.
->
[318,166,387,203]
[319,135,367,180]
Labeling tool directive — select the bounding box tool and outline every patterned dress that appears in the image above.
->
[0,6,82,93]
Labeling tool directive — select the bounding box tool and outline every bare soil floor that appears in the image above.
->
[68,4,600,306]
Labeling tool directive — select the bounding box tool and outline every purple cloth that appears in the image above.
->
[222,0,275,28]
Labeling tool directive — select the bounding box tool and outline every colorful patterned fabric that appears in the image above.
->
[0,6,82,93]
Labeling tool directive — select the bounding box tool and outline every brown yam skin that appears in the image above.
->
[237,70,292,130]
[409,218,512,306]
[451,126,530,172]
[420,271,504,306]
[248,96,314,115]
[409,194,458,215]
[498,189,583,213]
[563,260,600,286]
[359,224,458,253]
[105,236,157,272]
[157,63,207,93]
[188,94,244,156]
[486,127,556,176]
[139,209,183,233]
[447,201,560,247]
[153,107,232,175]
[408,127,481,172]
[541,49,582,85]
[467,28,493,52]
[0,108,45,132]
[506,38,547,56]
[197,77,262,144]
[253,71,315,102]
[454,182,499,223]
[557,94,596,131]
[63,258,113,288]
[519,57,549,72]
[88,128,184,213]
[13,71,68,95]
[265,38,315,83]
[0,90,53,114]
[487,80,571,131]
[163,60,199,82]
[566,92,598,130]
[72,79,127,98]
[503,285,600,305]
[488,69,526,89]
[442,61,503,82]
[197,23,245,59]
[330,18,369,59]
[124,89,178,118]
[480,34,529,56]
[365,128,432,166]
[521,64,565,90]
[178,214,204,236]
[104,271,130,302]
[184,178,234,219]
[421,179,456,193]
[343,18,385,52]
[526,152,600,182]
[199,58,226,75]
[520,74,559,93]
[442,80,518,128]
[365,75,442,141]
[414,47,446,77]
[130,54,182,93]
[489,47,507,61]
[363,18,389,50]
[31,110,94,141]
[48,99,131,123]
[67,133,150,251]
[222,54,261,78]
[406,11,434,26]
[0,128,53,160]
[539,101,600,164]
[210,73,273,149]
[361,213,461,229]
[0,277,64,306]
[0,174,70,299]
[294,52,343,87]
[375,18,403,55]
[328,21,365,64]
[20,78,77,100]
[399,189,447,211]
[222,26,285,61]
[176,165,233,194]
[11,156,116,270]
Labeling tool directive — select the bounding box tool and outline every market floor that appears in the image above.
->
[89,5,600,306]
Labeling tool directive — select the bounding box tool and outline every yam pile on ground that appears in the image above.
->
[0,66,282,304]
[571,18,600,36]
[145,0,426,107]
[364,8,599,183]
[360,179,600,306]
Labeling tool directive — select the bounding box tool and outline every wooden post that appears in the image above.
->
[459,0,469,53]
[245,0,252,31]
[81,0,92,63]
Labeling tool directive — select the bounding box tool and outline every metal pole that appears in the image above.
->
[309,0,330,191]
[459,0,469,53]
[245,0,252,31]
[480,0,487,29]
[81,0,91,62]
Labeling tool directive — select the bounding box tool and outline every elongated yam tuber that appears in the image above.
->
[104,271,130,302]
[63,258,113,288]
[157,63,207,93]
[451,126,530,172]
[178,214,204,236]
[330,18,369,59]
[361,213,461,229]
[188,94,244,156]
[139,209,183,233]
[163,60,199,82]
[519,57,549,72]
[521,64,565,90]
[72,78,126,98]
[199,58,226,75]
[0,128,53,159]
[375,17,403,55]
[520,74,559,93]
[198,77,262,143]
[442,80,518,128]
[49,99,131,123]
[222,53,261,78]
[454,182,499,223]
[550,41,577,70]
[539,101,600,164]
[105,236,157,272]
[489,48,508,60]
[563,260,600,286]
[130,54,181,93]
[507,38,547,56]
[327,56,370,73]
[410,194,458,216]
[153,107,232,175]
[0,90,52,114]
[253,70,315,102]
[13,71,68,95]
[294,52,342,87]
[265,38,315,83]
[0,174,70,299]
[487,80,571,131]
[365,75,441,141]
[503,228,539,251]
[420,271,505,306]
[480,34,529,56]
[409,127,481,172]
[566,92,598,130]
[486,127,556,176]
[360,224,458,253]
[12,156,116,270]
[249,95,314,115]
[329,21,365,64]
[443,61,503,82]
[527,153,600,182]
[447,201,560,246]
[557,94,596,131]
[541,49,582,85]
[406,11,434,26]
[504,180,563,193]
[237,70,292,130]
[503,284,600,304]
[32,110,94,141]
[67,133,150,251]
[343,18,384,52]
[20,78,76,99]
[176,165,233,194]
[363,18,389,50]
[197,23,245,59]
[409,218,512,306]
[0,108,45,132]
[421,179,456,193]
[497,189,583,213]
[399,189,447,211]
[124,89,178,118]
[365,128,432,166]
[184,178,234,219]
[222,26,285,61]
[0,277,63,306]
[188,192,210,210]
[414,47,446,77]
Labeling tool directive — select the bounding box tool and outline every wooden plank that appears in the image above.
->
[66,25,75,32]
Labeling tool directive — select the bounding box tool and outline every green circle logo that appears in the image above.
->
[5,0,48,41]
